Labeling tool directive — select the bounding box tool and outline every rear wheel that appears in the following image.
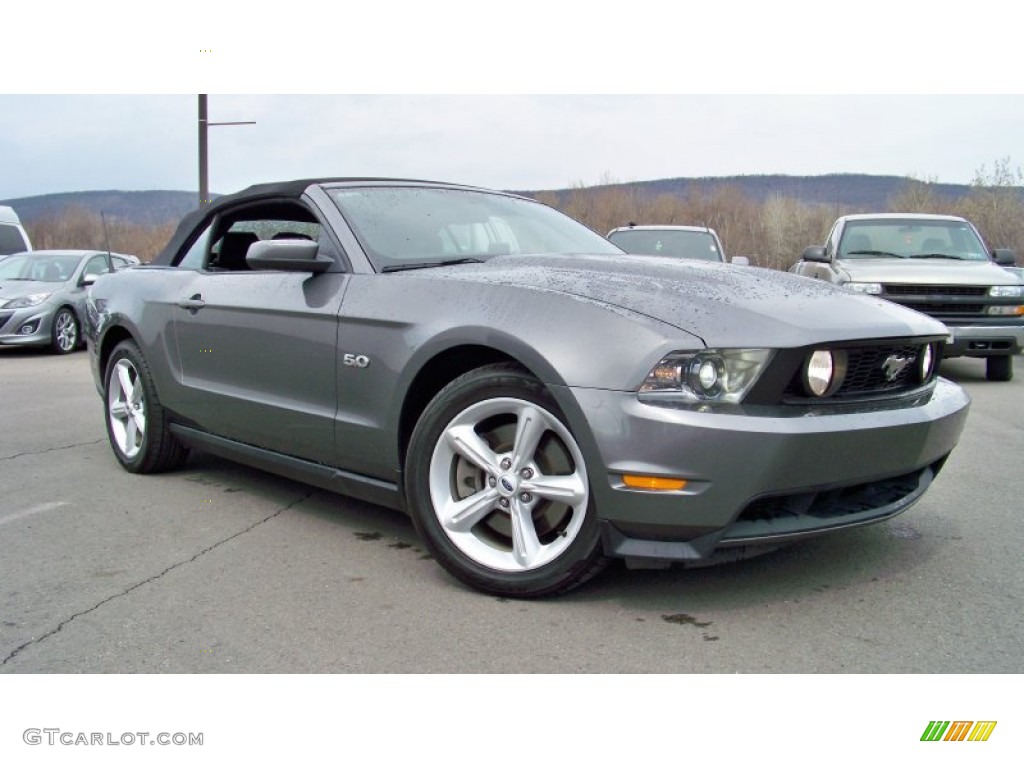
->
[405,364,607,597]
[104,340,188,473]
[986,355,1013,382]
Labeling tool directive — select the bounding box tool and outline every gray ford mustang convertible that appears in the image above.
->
[86,179,970,597]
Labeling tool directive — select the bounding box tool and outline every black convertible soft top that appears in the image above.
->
[150,177,459,265]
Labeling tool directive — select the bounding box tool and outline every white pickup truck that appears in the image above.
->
[791,213,1023,381]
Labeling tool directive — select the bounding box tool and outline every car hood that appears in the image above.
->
[434,254,947,348]
[0,280,60,299]
[836,257,1014,286]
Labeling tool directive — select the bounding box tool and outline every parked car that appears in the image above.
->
[607,223,748,265]
[0,249,139,353]
[86,179,969,597]
[0,205,32,256]
[791,213,1024,381]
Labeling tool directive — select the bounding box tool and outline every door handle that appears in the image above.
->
[178,294,206,314]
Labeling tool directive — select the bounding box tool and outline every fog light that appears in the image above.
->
[920,343,935,381]
[804,350,835,397]
[19,321,39,335]
[622,475,688,491]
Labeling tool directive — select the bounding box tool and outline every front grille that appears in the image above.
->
[896,302,985,315]
[838,344,920,395]
[781,341,932,401]
[0,311,14,331]
[882,284,990,319]
[883,284,987,297]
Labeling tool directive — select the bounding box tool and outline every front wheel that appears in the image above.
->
[986,355,1013,382]
[50,308,79,354]
[405,364,607,598]
[104,340,188,473]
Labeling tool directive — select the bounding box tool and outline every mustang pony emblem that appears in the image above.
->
[882,354,911,381]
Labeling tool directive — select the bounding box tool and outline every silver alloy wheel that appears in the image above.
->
[54,310,77,352]
[107,358,147,459]
[428,397,589,572]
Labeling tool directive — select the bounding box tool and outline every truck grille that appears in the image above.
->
[883,284,987,297]
[882,284,989,318]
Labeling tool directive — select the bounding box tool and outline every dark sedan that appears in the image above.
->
[85,179,969,597]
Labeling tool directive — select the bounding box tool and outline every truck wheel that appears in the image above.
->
[986,355,1013,382]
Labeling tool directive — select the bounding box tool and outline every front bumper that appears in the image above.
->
[0,306,55,347]
[563,378,970,564]
[943,322,1024,358]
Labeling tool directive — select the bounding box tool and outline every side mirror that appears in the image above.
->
[730,256,750,266]
[246,240,331,273]
[992,248,1016,266]
[801,246,830,263]
[81,273,98,286]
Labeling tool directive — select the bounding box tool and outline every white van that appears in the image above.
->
[0,205,32,256]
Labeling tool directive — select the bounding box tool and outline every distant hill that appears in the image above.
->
[3,174,1017,227]
[0,190,210,226]
[521,173,983,210]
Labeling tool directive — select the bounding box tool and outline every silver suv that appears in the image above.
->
[792,213,1023,381]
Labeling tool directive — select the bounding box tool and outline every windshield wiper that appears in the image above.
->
[909,253,965,260]
[381,257,485,273]
[845,250,904,258]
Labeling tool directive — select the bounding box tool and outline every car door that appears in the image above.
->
[172,208,348,465]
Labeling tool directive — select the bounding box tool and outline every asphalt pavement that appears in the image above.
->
[1,348,1022,673]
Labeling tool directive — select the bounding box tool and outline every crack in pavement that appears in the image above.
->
[0,490,314,668]
[1,438,106,462]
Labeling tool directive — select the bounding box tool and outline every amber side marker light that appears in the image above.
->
[622,475,688,491]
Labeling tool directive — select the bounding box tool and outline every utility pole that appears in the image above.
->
[198,95,255,208]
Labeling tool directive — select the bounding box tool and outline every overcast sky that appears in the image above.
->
[3,3,1021,201]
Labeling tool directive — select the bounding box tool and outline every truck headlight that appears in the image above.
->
[989,285,1023,297]
[640,349,773,404]
[844,282,883,295]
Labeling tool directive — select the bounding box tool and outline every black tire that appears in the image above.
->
[103,340,188,473]
[50,307,79,354]
[986,355,1013,382]
[405,363,608,598]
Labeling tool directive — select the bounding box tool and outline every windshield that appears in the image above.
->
[327,186,621,271]
[0,253,82,282]
[608,229,722,261]
[839,219,989,261]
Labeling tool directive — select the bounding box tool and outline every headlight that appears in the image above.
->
[989,285,1023,297]
[639,349,773,404]
[3,292,52,309]
[844,282,883,295]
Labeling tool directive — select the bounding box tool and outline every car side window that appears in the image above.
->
[177,225,213,270]
[207,213,326,272]
[83,255,112,280]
